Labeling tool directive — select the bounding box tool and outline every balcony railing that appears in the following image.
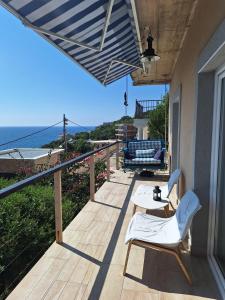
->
[134,99,162,118]
[0,141,120,297]
[0,141,119,242]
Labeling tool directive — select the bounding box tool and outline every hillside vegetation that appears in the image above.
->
[148,94,169,140]
[43,115,133,152]
[0,159,106,298]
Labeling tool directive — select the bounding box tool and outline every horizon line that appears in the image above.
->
[0,125,98,127]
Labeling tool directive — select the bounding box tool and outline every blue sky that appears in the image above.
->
[0,6,167,126]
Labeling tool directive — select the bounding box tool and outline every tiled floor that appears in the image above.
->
[7,165,220,299]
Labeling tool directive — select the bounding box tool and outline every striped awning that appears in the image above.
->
[1,0,142,85]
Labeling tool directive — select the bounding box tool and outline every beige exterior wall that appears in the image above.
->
[169,0,225,194]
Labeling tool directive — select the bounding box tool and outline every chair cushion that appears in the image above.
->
[167,169,181,197]
[175,191,201,239]
[135,149,156,158]
[125,212,181,248]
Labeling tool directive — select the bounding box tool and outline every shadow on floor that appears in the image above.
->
[109,180,131,186]
[132,249,220,299]
[87,174,136,300]
[135,173,169,182]
[92,200,121,210]
[61,243,101,266]
[65,172,220,300]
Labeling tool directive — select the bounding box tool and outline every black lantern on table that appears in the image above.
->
[153,186,161,201]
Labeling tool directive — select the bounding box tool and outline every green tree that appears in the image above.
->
[148,94,169,140]
[43,116,134,153]
[90,116,133,140]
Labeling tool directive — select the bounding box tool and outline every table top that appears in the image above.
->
[131,184,169,209]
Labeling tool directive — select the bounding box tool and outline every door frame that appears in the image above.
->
[171,85,182,172]
[208,63,225,295]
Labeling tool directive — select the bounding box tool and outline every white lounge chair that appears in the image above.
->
[131,169,181,215]
[123,190,201,284]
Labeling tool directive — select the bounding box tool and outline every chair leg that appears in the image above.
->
[132,204,137,215]
[123,242,132,275]
[174,249,192,285]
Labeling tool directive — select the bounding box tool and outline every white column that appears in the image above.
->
[137,127,143,140]
[133,119,149,140]
[143,126,148,139]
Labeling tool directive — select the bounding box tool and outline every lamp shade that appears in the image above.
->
[141,34,160,62]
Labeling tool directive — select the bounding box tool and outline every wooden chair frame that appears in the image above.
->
[123,239,192,285]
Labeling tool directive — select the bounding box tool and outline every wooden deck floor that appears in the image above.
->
[7,166,220,299]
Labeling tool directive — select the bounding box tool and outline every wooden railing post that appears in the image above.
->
[89,155,95,201]
[54,171,63,243]
[116,142,119,170]
[107,147,110,181]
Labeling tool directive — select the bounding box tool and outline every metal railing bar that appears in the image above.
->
[134,99,163,118]
[0,142,118,200]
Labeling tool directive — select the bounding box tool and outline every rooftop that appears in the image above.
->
[7,159,219,300]
[0,148,63,160]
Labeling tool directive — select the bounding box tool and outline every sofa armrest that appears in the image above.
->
[161,148,166,163]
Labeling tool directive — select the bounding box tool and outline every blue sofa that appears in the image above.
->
[123,140,165,171]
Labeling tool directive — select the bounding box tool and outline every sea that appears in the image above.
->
[0,126,95,151]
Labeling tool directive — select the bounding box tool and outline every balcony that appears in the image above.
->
[5,153,219,300]
[134,100,163,119]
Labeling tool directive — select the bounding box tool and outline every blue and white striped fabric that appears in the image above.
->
[124,158,161,165]
[1,0,141,85]
[127,140,162,156]
[135,149,156,158]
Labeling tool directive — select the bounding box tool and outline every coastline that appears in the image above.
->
[0,126,95,150]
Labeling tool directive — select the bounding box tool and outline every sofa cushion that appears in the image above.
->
[154,149,164,160]
[124,158,161,165]
[135,149,156,158]
[128,141,162,156]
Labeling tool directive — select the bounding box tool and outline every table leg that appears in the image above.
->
[164,204,170,217]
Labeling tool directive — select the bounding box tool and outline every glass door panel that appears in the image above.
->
[215,77,225,277]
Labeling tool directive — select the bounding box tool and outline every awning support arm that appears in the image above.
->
[103,59,142,84]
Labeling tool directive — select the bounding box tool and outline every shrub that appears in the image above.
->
[0,178,74,297]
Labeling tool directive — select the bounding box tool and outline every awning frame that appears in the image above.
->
[103,58,142,84]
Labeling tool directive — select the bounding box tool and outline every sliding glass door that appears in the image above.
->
[214,76,225,277]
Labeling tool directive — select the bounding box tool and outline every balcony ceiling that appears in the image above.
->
[131,0,198,85]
